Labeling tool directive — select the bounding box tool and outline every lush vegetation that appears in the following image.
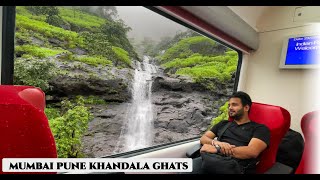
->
[68,55,113,67]
[79,31,112,57]
[58,7,106,31]
[16,6,46,20]
[16,45,69,58]
[45,95,107,157]
[15,6,137,70]
[47,96,93,158]
[175,52,238,83]
[81,95,107,105]
[163,51,237,69]
[209,101,229,129]
[15,6,239,157]
[14,6,139,157]
[153,32,238,94]
[14,58,57,92]
[142,29,200,57]
[45,107,60,120]
[158,36,222,63]
[112,46,131,67]
[157,35,238,89]
[16,14,83,48]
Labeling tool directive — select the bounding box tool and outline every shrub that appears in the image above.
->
[79,95,107,105]
[15,28,32,44]
[175,61,235,83]
[16,14,83,46]
[159,36,218,63]
[58,7,106,30]
[69,55,112,67]
[45,108,60,120]
[45,15,70,29]
[162,54,230,69]
[209,101,229,129]
[15,45,68,58]
[48,96,93,158]
[167,51,238,84]
[112,46,131,67]
[79,31,113,58]
[14,58,57,92]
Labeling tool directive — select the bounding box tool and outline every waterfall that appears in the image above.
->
[114,56,157,153]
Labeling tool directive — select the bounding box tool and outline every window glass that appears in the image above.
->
[14,6,240,158]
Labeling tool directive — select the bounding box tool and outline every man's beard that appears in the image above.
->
[229,108,244,120]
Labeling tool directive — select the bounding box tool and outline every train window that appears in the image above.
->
[13,6,241,158]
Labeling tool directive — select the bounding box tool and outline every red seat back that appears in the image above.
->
[0,85,57,174]
[229,102,290,173]
[249,102,290,173]
[295,110,320,174]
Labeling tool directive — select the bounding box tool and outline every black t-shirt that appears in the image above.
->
[211,120,270,147]
[210,120,270,173]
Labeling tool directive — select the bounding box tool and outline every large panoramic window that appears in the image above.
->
[13,6,240,158]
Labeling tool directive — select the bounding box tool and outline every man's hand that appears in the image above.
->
[214,141,236,156]
[200,144,218,154]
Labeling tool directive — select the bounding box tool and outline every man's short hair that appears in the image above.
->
[230,91,252,113]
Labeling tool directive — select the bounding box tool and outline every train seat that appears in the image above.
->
[0,85,57,174]
[247,102,291,173]
[187,102,292,173]
[295,110,320,174]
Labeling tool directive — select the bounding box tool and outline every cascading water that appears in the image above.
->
[114,56,157,153]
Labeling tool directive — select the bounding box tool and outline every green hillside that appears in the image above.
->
[157,36,238,86]
[15,6,137,68]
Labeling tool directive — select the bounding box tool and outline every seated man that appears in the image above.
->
[192,91,270,174]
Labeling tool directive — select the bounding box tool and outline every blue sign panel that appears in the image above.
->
[285,35,320,65]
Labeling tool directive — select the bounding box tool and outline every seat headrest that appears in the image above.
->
[0,85,57,174]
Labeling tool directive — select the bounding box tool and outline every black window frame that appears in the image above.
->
[1,6,15,85]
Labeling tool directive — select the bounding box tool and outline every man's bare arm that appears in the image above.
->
[231,138,268,159]
[200,144,218,154]
[200,130,235,156]
[200,131,216,145]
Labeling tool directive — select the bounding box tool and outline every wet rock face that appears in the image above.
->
[47,57,234,157]
[50,75,131,102]
[150,74,234,146]
[48,60,134,103]
[152,76,205,93]
[81,74,233,157]
[68,48,87,55]
[82,103,130,158]
[151,90,223,145]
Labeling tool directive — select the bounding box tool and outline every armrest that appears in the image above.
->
[186,143,202,158]
[264,162,294,174]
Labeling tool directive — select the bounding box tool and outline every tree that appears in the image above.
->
[97,6,118,20]
[100,20,139,59]
[26,6,61,26]
[151,30,200,57]
[101,20,131,40]
[76,6,118,21]
[80,31,113,58]
[49,97,92,158]
[44,6,59,16]
[26,6,42,15]
[14,58,57,92]
[26,6,59,16]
